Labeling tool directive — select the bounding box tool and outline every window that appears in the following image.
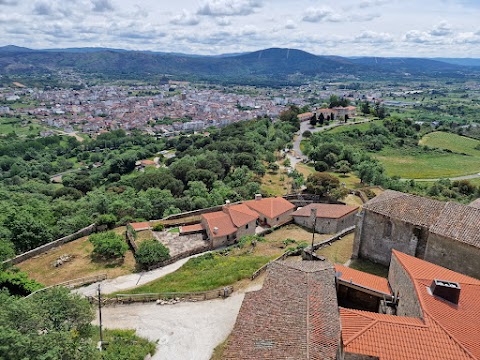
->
[276,217,279,221]
[246,224,249,229]
[383,220,393,238]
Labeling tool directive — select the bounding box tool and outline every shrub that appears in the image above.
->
[135,239,170,268]
[96,214,117,229]
[314,161,329,172]
[152,223,165,231]
[89,231,128,259]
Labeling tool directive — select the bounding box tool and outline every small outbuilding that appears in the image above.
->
[292,203,359,234]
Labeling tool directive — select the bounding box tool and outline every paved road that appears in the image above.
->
[403,173,480,182]
[75,253,203,297]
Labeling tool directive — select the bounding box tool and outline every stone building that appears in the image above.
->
[223,260,343,360]
[292,203,359,234]
[341,250,480,360]
[201,203,258,248]
[352,190,480,278]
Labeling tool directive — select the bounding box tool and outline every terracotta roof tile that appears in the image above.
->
[223,204,259,227]
[392,250,480,359]
[341,308,475,360]
[335,264,391,295]
[362,190,446,227]
[292,203,359,219]
[223,260,340,359]
[130,222,150,231]
[179,223,204,233]
[201,211,236,238]
[244,197,295,219]
[430,202,480,248]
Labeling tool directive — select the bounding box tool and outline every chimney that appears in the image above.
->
[225,200,231,206]
[430,279,461,305]
[213,227,219,235]
[255,194,262,201]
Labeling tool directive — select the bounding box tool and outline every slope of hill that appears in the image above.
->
[0,46,476,84]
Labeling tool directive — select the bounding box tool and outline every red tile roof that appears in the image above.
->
[292,203,359,219]
[223,204,259,228]
[201,204,258,238]
[244,197,295,219]
[392,250,480,359]
[341,251,480,359]
[179,223,204,234]
[201,211,236,238]
[224,261,340,359]
[130,222,150,231]
[341,308,475,360]
[335,264,391,296]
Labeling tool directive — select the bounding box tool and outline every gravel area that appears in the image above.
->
[93,292,247,360]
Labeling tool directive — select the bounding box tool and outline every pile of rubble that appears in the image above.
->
[53,254,74,267]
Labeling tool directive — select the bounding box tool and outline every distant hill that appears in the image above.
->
[0,45,476,84]
[431,58,480,67]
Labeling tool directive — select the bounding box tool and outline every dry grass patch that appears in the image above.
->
[264,224,332,245]
[17,227,136,286]
[260,169,291,197]
[316,233,354,264]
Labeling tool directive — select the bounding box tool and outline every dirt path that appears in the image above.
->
[75,253,203,296]
[94,292,246,360]
[404,173,480,182]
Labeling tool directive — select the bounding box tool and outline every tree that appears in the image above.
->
[303,130,312,138]
[89,231,128,259]
[135,239,170,268]
[361,101,371,115]
[305,172,340,197]
[318,112,325,125]
[309,114,317,127]
[344,114,349,123]
[335,160,351,175]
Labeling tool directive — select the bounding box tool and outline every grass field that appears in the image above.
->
[349,259,389,278]
[18,227,136,286]
[419,131,480,156]
[117,252,273,294]
[326,119,383,134]
[316,233,354,264]
[375,147,480,179]
[260,168,291,196]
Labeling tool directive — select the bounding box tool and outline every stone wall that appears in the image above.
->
[356,211,424,266]
[2,224,97,266]
[424,234,480,279]
[263,209,294,227]
[388,253,423,319]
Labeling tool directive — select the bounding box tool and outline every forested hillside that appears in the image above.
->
[0,117,297,257]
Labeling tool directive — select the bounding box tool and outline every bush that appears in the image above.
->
[135,239,170,268]
[89,231,128,259]
[314,161,329,172]
[96,214,117,229]
[152,223,165,231]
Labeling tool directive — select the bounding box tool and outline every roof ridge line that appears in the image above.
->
[393,251,477,360]
[306,272,311,359]
[343,316,379,346]
[422,312,477,360]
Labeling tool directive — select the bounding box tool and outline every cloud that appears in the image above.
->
[197,0,262,17]
[0,0,18,5]
[302,7,342,23]
[216,17,231,26]
[92,0,114,13]
[285,19,296,29]
[429,21,452,36]
[33,1,54,16]
[355,30,393,43]
[358,0,388,9]
[403,30,432,44]
[170,10,200,26]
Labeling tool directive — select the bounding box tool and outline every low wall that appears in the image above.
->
[3,224,97,266]
[98,286,234,305]
[147,243,210,271]
[126,224,138,252]
[304,226,356,254]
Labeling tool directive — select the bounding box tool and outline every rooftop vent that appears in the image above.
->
[430,279,461,305]
[255,194,262,201]
[213,227,219,235]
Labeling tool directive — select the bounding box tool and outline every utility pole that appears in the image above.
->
[310,208,317,260]
[98,284,104,351]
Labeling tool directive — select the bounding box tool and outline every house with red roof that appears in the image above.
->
[200,203,259,248]
[341,250,480,360]
[244,194,296,227]
[292,203,359,234]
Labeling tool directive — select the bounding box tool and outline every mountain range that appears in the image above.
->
[1,45,478,85]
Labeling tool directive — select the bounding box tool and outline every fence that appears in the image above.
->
[107,286,234,304]
[2,224,97,266]
[24,273,107,299]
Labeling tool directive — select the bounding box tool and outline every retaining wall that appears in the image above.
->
[2,224,97,266]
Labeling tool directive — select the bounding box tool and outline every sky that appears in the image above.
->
[1,0,480,57]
